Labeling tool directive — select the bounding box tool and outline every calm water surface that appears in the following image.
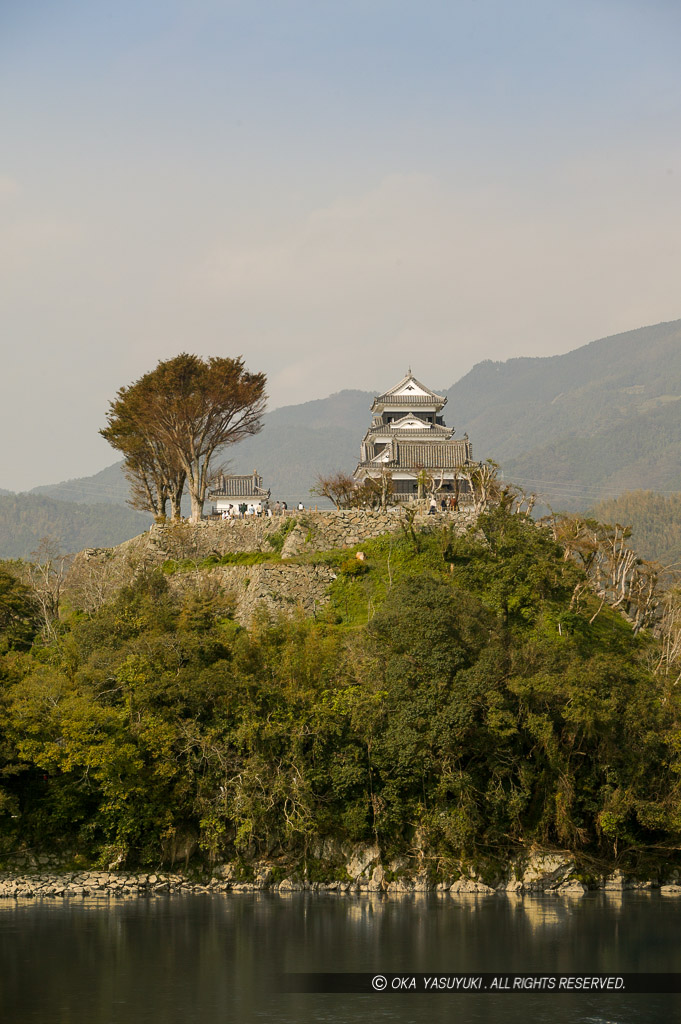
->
[1,892,679,1023]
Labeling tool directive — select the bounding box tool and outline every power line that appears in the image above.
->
[510,477,681,499]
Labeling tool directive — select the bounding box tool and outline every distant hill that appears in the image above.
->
[503,400,681,510]
[29,462,131,506]
[590,490,681,571]
[224,389,372,505]
[446,319,681,509]
[0,493,151,560]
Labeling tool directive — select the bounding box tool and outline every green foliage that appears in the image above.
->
[1,505,681,875]
[338,557,368,577]
[0,568,39,651]
[445,508,583,628]
[326,530,448,628]
[305,856,351,883]
[266,518,297,553]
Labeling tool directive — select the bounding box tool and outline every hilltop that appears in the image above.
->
[4,316,681,558]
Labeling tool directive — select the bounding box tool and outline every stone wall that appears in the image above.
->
[65,506,477,621]
[141,506,477,561]
[166,562,336,623]
[279,507,477,557]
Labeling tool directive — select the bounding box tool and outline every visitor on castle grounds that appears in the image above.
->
[297,501,304,511]
[429,497,437,514]
[440,497,447,512]
[274,501,281,515]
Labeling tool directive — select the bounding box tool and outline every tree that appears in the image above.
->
[457,459,537,517]
[102,354,267,522]
[653,586,681,685]
[23,538,73,642]
[415,467,446,501]
[0,566,38,650]
[101,374,186,520]
[313,469,395,510]
[311,472,357,509]
[349,471,394,509]
[550,514,663,632]
[446,505,581,629]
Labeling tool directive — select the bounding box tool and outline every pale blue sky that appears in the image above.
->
[2,0,681,488]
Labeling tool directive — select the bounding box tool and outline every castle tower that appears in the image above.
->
[354,371,473,500]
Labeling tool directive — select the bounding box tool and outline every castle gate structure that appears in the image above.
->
[354,372,474,501]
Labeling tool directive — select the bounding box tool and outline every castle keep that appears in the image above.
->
[354,372,473,500]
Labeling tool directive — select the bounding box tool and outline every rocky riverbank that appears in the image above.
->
[2,849,681,899]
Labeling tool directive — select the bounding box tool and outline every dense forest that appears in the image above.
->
[1,506,680,880]
[592,490,681,570]
[0,494,151,560]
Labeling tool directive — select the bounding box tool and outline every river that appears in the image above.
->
[1,892,679,1023]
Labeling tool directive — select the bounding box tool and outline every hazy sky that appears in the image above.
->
[2,0,681,490]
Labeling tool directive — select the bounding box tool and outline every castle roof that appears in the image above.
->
[208,472,270,500]
[357,439,471,473]
[371,372,447,412]
[364,413,453,438]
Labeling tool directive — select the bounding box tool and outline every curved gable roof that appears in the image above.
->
[375,372,446,405]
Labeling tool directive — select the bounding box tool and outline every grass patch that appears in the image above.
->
[163,551,280,574]
[325,530,453,628]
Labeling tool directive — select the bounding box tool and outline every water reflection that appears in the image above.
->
[604,891,625,910]
[520,897,567,930]
[0,894,679,1023]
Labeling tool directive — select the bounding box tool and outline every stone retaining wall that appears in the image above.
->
[280,507,476,557]
[79,506,475,564]
[166,562,336,624]
[65,507,477,616]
